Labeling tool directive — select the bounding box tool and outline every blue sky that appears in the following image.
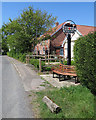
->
[1,2,94,28]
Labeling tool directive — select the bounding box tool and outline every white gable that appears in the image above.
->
[63,30,82,59]
[71,30,82,41]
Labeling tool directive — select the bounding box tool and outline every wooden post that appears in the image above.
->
[28,55,30,64]
[45,55,46,64]
[43,96,61,113]
[59,56,60,63]
[49,54,51,63]
[55,55,56,62]
[39,58,41,73]
[48,49,49,65]
[26,56,28,64]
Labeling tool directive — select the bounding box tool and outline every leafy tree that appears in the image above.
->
[0,24,9,55]
[3,6,57,53]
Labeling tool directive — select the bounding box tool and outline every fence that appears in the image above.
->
[26,54,66,73]
[26,54,60,63]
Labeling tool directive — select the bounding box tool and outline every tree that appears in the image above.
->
[0,24,9,55]
[4,6,57,53]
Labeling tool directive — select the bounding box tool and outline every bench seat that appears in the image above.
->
[52,64,79,84]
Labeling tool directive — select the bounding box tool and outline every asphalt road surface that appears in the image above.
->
[0,56,2,119]
[2,56,34,118]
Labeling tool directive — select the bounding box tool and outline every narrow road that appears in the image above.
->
[2,56,34,118]
[0,56,2,119]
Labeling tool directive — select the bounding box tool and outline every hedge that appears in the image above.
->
[7,51,26,63]
[74,31,96,95]
[60,60,75,65]
[29,59,45,69]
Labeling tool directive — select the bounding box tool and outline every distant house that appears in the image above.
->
[34,22,95,59]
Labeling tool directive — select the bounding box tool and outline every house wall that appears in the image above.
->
[34,29,81,58]
[51,29,65,49]
[50,29,81,58]
[64,31,81,59]
[34,39,50,55]
[34,24,95,57]
[56,49,60,55]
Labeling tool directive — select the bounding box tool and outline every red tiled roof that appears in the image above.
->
[51,23,95,36]
[39,23,95,40]
[76,25,95,36]
[39,23,64,39]
[51,23,64,34]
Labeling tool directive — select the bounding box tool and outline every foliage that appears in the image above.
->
[61,60,75,65]
[7,51,26,63]
[36,85,94,118]
[43,66,52,71]
[0,25,9,55]
[1,6,57,54]
[44,66,52,71]
[29,59,45,69]
[0,41,1,55]
[74,32,96,95]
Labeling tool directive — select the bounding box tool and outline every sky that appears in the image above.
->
[1,2,94,28]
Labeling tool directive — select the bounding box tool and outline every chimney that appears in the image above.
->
[55,22,59,27]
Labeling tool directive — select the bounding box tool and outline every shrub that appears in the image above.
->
[44,66,52,71]
[19,53,26,63]
[61,60,75,65]
[7,51,26,63]
[74,32,96,95]
[7,50,16,57]
[29,59,45,69]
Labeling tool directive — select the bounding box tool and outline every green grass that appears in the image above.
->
[36,85,94,118]
[40,79,54,88]
[28,94,32,97]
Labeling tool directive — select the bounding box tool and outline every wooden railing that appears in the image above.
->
[26,54,60,64]
[26,54,66,73]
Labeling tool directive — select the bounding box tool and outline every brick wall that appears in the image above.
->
[35,28,66,56]
[50,28,65,55]
[35,39,50,55]
[51,29,65,47]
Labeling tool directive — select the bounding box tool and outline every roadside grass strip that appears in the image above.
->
[35,85,94,118]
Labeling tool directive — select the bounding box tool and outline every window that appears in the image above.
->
[46,40,48,43]
[60,48,64,56]
[43,47,45,51]
[43,47,45,54]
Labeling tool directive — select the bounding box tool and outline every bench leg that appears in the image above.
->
[67,75,71,80]
[63,75,66,80]
[59,74,60,81]
[75,77,79,84]
[53,72,55,78]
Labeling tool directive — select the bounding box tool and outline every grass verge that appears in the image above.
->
[35,85,94,119]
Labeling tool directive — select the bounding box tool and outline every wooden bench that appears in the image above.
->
[51,64,79,84]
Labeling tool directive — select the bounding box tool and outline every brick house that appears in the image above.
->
[34,22,95,59]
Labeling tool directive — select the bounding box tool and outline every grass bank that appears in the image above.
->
[35,85,94,119]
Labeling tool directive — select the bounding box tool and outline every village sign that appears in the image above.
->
[62,20,77,65]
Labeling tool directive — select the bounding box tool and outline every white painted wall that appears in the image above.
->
[64,31,81,59]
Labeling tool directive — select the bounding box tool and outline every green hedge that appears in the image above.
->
[44,66,52,71]
[29,59,45,69]
[74,32,96,95]
[7,51,26,63]
[61,60,75,65]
